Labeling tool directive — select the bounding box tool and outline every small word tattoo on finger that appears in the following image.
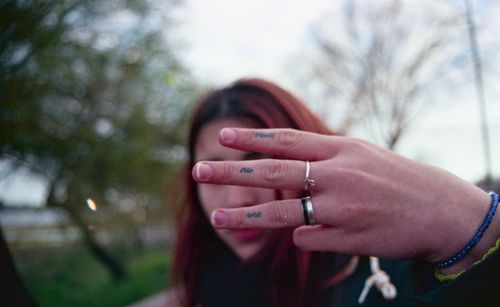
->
[255,132,275,139]
[240,167,253,174]
[246,211,262,218]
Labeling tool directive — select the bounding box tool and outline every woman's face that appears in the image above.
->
[194,118,276,260]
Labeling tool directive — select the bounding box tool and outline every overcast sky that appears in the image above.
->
[175,0,500,180]
[1,0,499,206]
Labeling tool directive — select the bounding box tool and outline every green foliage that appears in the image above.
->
[1,0,199,282]
[16,246,170,307]
[0,0,199,212]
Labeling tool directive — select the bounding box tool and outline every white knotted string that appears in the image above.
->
[357,256,397,304]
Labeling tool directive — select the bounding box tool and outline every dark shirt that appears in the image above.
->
[197,243,267,307]
[196,239,500,306]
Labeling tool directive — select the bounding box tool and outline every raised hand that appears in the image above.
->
[193,128,496,272]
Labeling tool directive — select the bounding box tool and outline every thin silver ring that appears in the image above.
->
[304,161,316,191]
[301,196,316,225]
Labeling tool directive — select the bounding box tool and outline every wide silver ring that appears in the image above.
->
[303,161,316,191]
[301,196,316,225]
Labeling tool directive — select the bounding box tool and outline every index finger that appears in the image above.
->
[218,128,340,161]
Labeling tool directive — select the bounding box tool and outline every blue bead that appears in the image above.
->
[437,191,499,269]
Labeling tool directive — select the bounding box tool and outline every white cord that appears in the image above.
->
[358,257,397,304]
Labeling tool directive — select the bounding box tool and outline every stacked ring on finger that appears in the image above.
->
[302,161,317,225]
[303,160,316,191]
[301,196,316,225]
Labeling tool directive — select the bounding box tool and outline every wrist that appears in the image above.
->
[436,237,500,281]
[439,191,500,274]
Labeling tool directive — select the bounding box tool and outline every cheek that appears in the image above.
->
[197,184,223,216]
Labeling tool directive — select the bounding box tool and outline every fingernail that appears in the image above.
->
[195,162,213,180]
[211,210,227,227]
[220,128,236,143]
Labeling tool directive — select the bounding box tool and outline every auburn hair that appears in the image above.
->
[171,78,344,306]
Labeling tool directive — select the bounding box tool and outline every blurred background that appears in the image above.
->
[0,0,499,306]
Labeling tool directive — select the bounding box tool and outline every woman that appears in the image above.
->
[192,86,500,304]
[170,78,417,306]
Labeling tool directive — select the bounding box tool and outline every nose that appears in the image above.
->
[225,185,257,209]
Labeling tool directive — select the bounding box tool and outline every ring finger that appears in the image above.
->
[210,196,330,229]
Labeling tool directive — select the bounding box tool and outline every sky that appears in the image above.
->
[175,0,500,180]
[1,0,499,206]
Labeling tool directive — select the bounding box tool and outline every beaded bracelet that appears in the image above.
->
[437,191,499,269]
[435,238,500,282]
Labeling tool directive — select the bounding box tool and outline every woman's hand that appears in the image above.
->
[192,128,497,272]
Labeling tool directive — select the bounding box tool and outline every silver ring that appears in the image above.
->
[304,161,316,191]
[301,196,316,225]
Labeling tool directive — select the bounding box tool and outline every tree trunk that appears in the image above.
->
[0,227,38,307]
[44,178,127,281]
[61,203,127,281]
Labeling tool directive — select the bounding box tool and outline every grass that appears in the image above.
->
[15,245,171,307]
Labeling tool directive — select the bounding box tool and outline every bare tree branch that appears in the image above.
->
[306,0,464,149]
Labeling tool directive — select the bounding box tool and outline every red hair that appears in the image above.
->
[171,78,344,306]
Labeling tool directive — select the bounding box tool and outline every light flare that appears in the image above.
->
[87,198,97,211]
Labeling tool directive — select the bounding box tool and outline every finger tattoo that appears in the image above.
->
[240,167,253,174]
[246,211,262,218]
[255,132,275,139]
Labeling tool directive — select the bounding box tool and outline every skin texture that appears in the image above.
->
[194,120,276,260]
[193,128,499,274]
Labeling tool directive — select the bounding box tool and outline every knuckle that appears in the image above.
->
[344,137,369,152]
[338,168,367,190]
[268,202,290,225]
[324,138,341,155]
[345,167,364,182]
[327,167,351,182]
[278,129,299,147]
[334,202,360,226]
[221,163,234,181]
[261,160,287,183]
[276,129,300,156]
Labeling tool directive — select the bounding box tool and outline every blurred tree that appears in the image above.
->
[302,0,464,149]
[0,0,198,280]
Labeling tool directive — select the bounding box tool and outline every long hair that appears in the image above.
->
[172,78,342,306]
